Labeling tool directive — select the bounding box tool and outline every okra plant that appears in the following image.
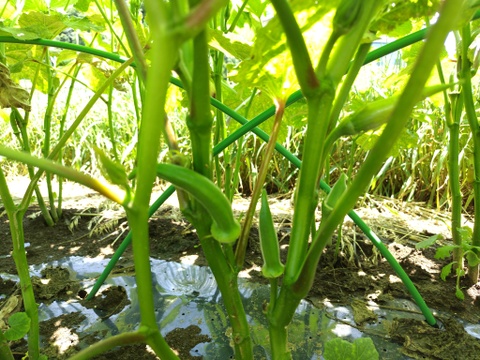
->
[0,0,473,359]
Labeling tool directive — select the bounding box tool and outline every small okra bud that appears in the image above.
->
[322,173,348,220]
[332,83,453,139]
[333,0,363,36]
[259,189,284,279]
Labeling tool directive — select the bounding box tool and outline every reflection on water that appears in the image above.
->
[24,257,427,359]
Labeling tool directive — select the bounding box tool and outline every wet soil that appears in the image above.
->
[1,186,480,359]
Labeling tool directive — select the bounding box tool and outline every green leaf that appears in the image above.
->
[209,29,252,61]
[50,0,80,9]
[415,234,442,249]
[466,251,480,267]
[455,287,465,300]
[352,337,379,360]
[93,146,130,190]
[324,338,353,360]
[75,0,93,12]
[18,11,67,39]
[22,0,49,12]
[435,245,457,260]
[4,312,31,341]
[62,14,106,33]
[458,226,473,243]
[0,26,40,40]
[440,262,454,281]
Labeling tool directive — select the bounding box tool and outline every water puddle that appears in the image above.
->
[7,257,480,359]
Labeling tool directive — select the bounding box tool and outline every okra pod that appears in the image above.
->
[156,163,240,244]
[259,189,284,279]
[330,83,453,140]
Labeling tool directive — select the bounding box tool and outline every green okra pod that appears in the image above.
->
[259,189,284,279]
[329,83,454,141]
[156,163,240,244]
[333,0,363,36]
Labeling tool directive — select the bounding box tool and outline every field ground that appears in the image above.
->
[1,179,480,359]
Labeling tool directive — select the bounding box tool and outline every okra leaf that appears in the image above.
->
[0,63,31,111]
[415,234,442,249]
[352,337,379,360]
[323,338,353,360]
[435,245,457,260]
[4,312,31,341]
[466,251,480,267]
[440,262,454,281]
[455,287,465,300]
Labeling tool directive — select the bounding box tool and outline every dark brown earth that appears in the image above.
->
[1,188,480,359]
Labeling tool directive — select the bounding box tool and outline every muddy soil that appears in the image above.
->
[1,184,480,359]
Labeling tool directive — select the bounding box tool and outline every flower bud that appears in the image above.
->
[333,0,363,36]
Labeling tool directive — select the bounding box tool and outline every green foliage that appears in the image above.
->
[323,337,379,360]
[3,312,31,341]
[415,234,443,249]
[0,0,473,358]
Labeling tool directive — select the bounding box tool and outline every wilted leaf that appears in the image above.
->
[4,312,31,341]
[0,63,31,111]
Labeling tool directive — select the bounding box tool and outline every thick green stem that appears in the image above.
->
[270,0,463,329]
[195,221,253,359]
[447,92,464,269]
[460,24,480,281]
[43,48,60,222]
[0,170,40,359]
[0,331,14,360]
[127,1,180,357]
[114,0,148,82]
[326,0,380,86]
[187,28,213,178]
[270,0,319,97]
[268,324,291,360]
[297,0,465,302]
[10,108,54,226]
[68,330,147,360]
[284,88,334,284]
